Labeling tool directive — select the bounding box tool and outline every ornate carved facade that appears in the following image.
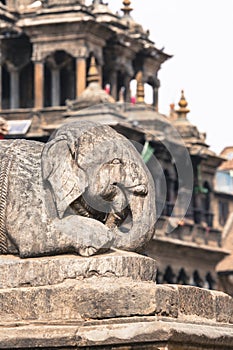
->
[0,0,168,114]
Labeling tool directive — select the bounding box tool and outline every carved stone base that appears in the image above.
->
[0,251,233,349]
[0,250,157,289]
[0,250,157,324]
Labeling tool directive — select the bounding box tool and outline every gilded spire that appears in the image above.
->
[87,56,100,84]
[136,71,145,104]
[121,0,133,16]
[176,90,190,118]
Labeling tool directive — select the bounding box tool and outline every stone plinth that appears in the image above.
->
[0,251,233,349]
[0,250,156,289]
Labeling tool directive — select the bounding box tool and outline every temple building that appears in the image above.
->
[0,0,168,135]
[0,0,232,295]
[214,147,233,297]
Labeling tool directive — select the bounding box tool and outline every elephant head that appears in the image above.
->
[42,121,156,253]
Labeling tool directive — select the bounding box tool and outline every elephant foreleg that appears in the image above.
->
[50,216,115,257]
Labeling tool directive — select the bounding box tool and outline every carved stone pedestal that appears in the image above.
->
[0,251,233,349]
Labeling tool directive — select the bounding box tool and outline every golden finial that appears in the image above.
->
[176,90,190,118]
[121,0,133,16]
[136,71,145,104]
[87,56,100,84]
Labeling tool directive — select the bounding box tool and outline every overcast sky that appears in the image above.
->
[99,0,233,154]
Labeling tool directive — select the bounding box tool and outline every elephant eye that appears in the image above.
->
[111,158,122,164]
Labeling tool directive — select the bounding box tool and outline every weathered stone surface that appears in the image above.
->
[213,290,233,324]
[154,284,178,318]
[1,252,233,326]
[0,278,157,324]
[0,251,157,289]
[1,318,233,349]
[0,274,233,349]
[76,320,233,348]
[0,325,78,349]
[1,251,233,349]
[176,285,215,320]
[0,252,157,324]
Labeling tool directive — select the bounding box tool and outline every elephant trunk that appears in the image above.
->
[112,179,156,252]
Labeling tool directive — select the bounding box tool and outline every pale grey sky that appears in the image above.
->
[94,0,233,154]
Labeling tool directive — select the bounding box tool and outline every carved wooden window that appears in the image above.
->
[205,272,215,290]
[218,200,229,226]
[176,268,189,285]
[163,266,175,284]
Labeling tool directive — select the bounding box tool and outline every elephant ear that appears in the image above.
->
[41,135,87,219]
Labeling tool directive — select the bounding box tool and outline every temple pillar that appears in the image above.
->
[98,64,103,88]
[9,68,19,109]
[51,68,60,106]
[76,57,86,98]
[153,86,159,111]
[124,75,131,103]
[109,70,117,100]
[34,61,44,109]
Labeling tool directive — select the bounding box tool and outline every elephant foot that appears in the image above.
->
[52,215,115,257]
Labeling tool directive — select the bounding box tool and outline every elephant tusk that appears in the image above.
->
[71,196,107,222]
[105,206,130,230]
[100,184,118,202]
[125,184,148,196]
[105,213,120,229]
[71,187,130,231]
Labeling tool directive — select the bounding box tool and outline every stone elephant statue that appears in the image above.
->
[0,121,156,258]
